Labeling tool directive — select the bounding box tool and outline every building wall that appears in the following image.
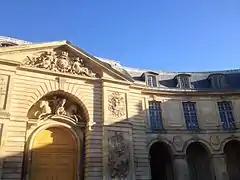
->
[0,43,240,180]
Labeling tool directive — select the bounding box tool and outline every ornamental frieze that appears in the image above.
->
[108,92,126,119]
[23,50,97,77]
[108,132,130,179]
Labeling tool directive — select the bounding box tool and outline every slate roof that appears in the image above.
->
[1,36,240,91]
[126,67,240,90]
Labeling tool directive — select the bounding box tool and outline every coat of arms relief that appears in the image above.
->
[28,95,83,124]
[24,50,97,77]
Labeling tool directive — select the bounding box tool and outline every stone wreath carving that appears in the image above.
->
[33,96,82,123]
[108,132,130,179]
[210,135,220,147]
[24,50,97,77]
[108,92,126,118]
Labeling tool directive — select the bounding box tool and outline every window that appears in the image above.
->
[208,74,227,89]
[179,76,190,89]
[147,75,157,87]
[217,101,236,130]
[149,101,163,130]
[175,74,191,89]
[182,102,199,130]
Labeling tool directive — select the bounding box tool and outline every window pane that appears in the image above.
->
[149,101,163,130]
[147,75,157,87]
[182,102,199,130]
[217,101,236,130]
[179,76,190,89]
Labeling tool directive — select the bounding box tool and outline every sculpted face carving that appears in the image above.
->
[24,50,97,77]
[108,92,126,119]
[108,132,130,179]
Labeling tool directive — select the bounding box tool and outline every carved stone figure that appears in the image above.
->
[108,92,126,118]
[108,132,130,179]
[38,100,52,119]
[71,57,96,77]
[66,104,82,122]
[30,96,83,124]
[56,98,67,116]
[24,50,97,77]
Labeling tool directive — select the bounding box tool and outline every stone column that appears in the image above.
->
[212,154,229,180]
[173,154,190,180]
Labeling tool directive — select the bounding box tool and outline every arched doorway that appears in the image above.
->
[30,127,78,180]
[149,142,174,180]
[25,91,88,180]
[186,142,213,180]
[224,140,240,180]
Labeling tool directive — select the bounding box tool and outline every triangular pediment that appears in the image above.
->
[0,41,134,82]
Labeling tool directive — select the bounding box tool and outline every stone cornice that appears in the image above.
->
[0,58,20,66]
[142,87,240,96]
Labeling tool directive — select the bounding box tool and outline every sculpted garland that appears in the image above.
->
[24,51,97,77]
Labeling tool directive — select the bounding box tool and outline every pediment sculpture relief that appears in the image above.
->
[24,50,97,77]
[29,96,83,123]
[108,132,130,179]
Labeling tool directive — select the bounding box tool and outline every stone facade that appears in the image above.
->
[0,37,239,180]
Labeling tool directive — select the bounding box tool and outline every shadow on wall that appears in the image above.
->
[1,98,240,180]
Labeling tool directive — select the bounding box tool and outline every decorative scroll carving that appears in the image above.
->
[108,92,126,118]
[24,50,97,77]
[108,132,130,179]
[0,75,9,109]
[29,96,83,123]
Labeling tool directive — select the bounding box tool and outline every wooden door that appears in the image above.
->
[30,127,77,180]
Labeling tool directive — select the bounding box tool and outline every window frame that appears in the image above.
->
[148,100,164,131]
[175,74,191,89]
[217,101,236,130]
[208,73,227,89]
[147,75,157,88]
[182,101,199,130]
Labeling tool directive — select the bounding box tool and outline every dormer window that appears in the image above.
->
[208,73,227,89]
[0,42,17,47]
[147,75,157,87]
[175,74,191,89]
[144,71,159,88]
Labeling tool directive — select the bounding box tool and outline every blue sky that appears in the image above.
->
[1,0,240,72]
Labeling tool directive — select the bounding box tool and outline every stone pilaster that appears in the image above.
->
[211,154,229,180]
[173,154,190,180]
